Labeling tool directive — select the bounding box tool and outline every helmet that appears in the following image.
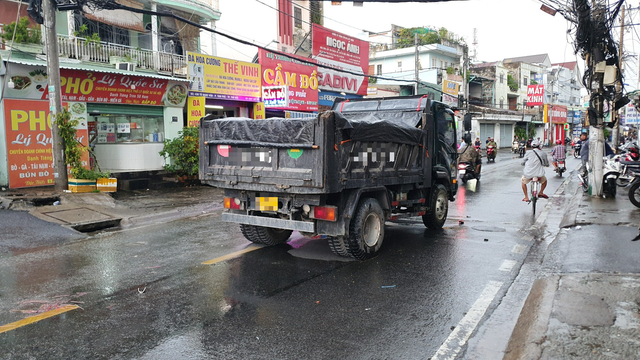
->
[556,139,562,145]
[531,139,541,148]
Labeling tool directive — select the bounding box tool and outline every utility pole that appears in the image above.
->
[414,32,419,95]
[589,0,605,196]
[612,4,625,150]
[43,0,67,191]
[463,45,468,110]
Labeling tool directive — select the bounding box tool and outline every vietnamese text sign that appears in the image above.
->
[187,52,261,102]
[5,64,187,106]
[259,50,319,112]
[442,80,460,96]
[187,96,205,127]
[4,99,89,188]
[262,86,289,108]
[312,24,369,96]
[625,102,640,125]
[526,84,545,106]
[544,104,568,124]
[253,102,265,119]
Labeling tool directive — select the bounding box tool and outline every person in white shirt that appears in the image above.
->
[521,139,550,202]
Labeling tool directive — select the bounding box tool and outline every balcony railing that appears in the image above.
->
[56,35,187,76]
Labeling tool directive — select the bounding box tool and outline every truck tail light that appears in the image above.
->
[224,197,241,210]
[311,206,337,221]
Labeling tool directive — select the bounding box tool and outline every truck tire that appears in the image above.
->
[345,198,385,260]
[422,184,448,229]
[328,236,349,257]
[240,224,292,245]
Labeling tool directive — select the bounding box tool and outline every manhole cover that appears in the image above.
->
[471,226,507,232]
[43,207,113,223]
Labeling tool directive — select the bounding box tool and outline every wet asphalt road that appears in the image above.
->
[0,150,577,359]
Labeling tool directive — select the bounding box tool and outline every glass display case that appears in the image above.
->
[91,114,164,144]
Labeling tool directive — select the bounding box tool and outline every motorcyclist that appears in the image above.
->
[458,134,481,176]
[521,139,550,202]
[487,137,498,152]
[551,139,566,170]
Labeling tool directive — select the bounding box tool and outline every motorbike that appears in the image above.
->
[486,145,496,162]
[474,144,482,157]
[554,158,566,177]
[518,141,526,158]
[603,155,621,197]
[457,162,481,184]
[573,143,582,158]
[512,141,519,153]
[628,168,640,208]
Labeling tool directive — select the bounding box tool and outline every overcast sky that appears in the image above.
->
[213,0,638,91]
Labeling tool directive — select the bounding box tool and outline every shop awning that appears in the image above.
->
[4,55,188,82]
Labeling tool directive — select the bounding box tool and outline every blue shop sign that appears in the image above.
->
[318,90,362,107]
[572,110,581,124]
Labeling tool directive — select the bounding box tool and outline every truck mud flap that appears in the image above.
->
[222,212,315,232]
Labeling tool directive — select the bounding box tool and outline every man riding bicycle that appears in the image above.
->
[521,139,550,202]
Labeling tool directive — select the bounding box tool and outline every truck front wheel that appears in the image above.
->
[240,224,292,245]
[422,184,448,229]
[345,198,385,260]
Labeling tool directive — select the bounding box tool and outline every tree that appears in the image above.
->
[394,26,465,50]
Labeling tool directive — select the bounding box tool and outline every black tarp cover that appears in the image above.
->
[204,117,315,148]
[334,110,424,146]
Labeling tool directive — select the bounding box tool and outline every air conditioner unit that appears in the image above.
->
[115,62,135,71]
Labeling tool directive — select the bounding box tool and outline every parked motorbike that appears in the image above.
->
[518,141,526,158]
[486,145,496,162]
[603,155,621,197]
[573,143,582,158]
[554,159,566,177]
[628,169,640,208]
[457,162,481,184]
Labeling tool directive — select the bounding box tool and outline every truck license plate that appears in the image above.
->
[256,197,278,211]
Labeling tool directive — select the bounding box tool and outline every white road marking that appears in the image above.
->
[499,259,517,272]
[512,244,527,254]
[521,235,534,242]
[431,281,503,360]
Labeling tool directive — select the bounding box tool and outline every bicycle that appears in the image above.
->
[528,176,541,215]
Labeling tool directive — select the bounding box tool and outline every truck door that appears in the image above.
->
[435,108,457,174]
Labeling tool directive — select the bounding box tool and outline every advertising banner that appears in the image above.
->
[187,52,261,102]
[526,84,545,106]
[5,64,187,107]
[187,96,205,127]
[312,24,369,96]
[258,49,319,112]
[442,80,460,96]
[624,102,640,125]
[262,86,289,108]
[4,99,89,188]
[544,104,568,124]
[253,102,265,119]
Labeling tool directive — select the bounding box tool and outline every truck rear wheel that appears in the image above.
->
[422,184,448,229]
[240,224,292,245]
[345,198,385,260]
[328,236,349,257]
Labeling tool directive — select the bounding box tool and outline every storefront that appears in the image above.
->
[1,61,188,187]
[318,90,361,112]
[545,104,568,145]
[186,52,262,126]
[258,49,319,117]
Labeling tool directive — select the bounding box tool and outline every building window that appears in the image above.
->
[376,64,382,75]
[440,60,443,69]
[523,77,528,86]
[499,98,504,108]
[431,58,436,68]
[397,61,402,68]
[500,73,504,84]
[294,7,302,28]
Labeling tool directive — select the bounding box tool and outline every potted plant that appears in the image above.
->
[1,16,42,53]
[159,126,199,184]
[56,108,116,192]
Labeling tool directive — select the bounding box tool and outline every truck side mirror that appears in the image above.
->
[463,113,472,132]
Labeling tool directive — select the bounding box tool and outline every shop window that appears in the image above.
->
[93,114,164,144]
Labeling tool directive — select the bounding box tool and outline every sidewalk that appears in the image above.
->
[503,184,640,359]
[0,184,225,232]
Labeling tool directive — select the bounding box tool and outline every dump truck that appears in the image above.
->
[199,95,459,259]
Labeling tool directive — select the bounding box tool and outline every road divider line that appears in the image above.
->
[0,305,79,334]
[499,260,517,272]
[431,281,503,360]
[201,244,263,265]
